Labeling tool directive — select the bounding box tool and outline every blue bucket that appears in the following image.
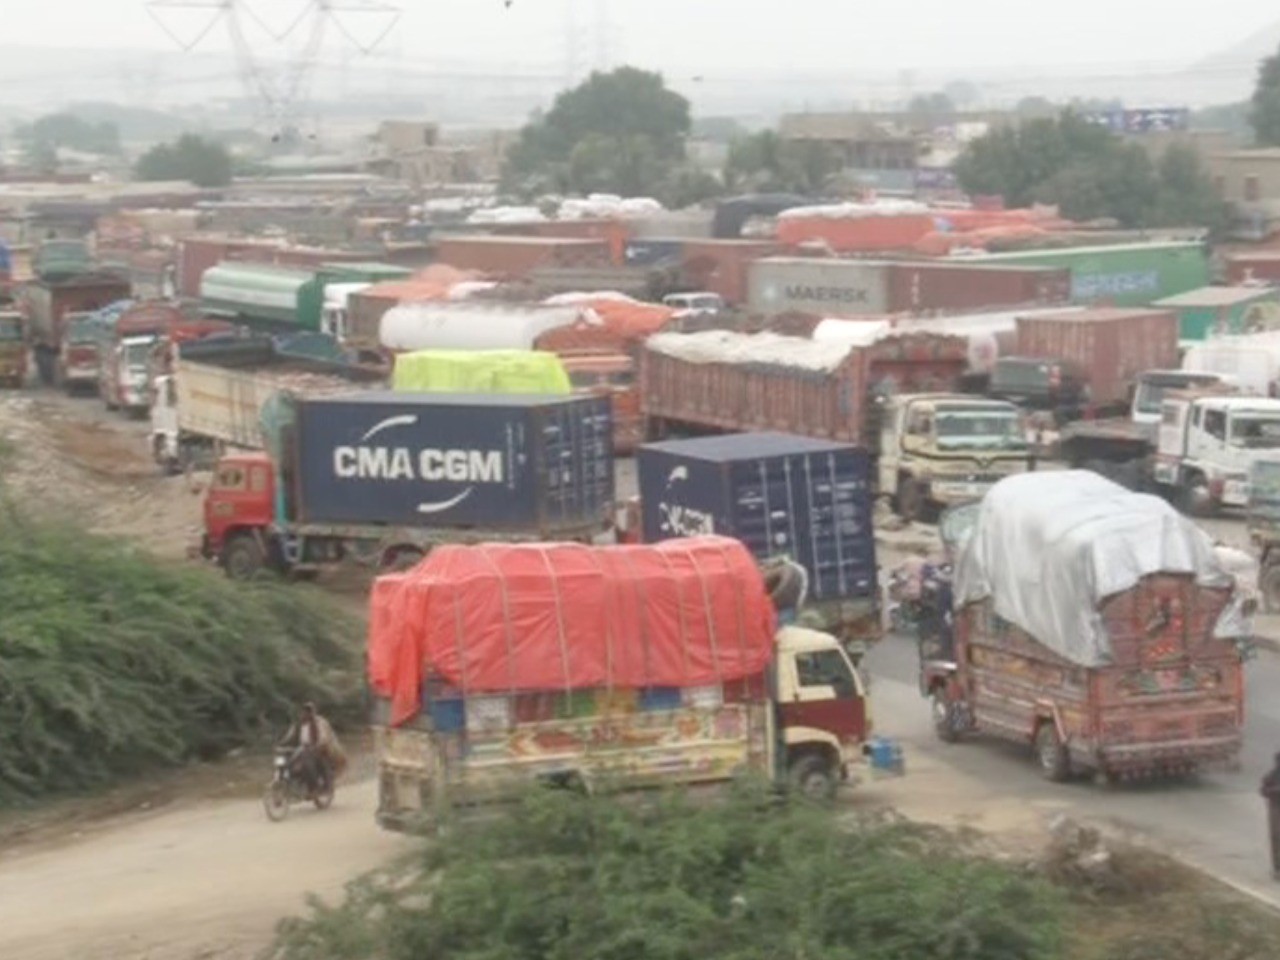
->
[866,736,905,774]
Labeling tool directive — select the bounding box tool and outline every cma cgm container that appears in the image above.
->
[292,392,613,529]
[974,242,1210,306]
[748,257,891,317]
[200,392,614,578]
[1015,307,1179,408]
[432,235,610,277]
[638,432,879,646]
[885,262,1070,313]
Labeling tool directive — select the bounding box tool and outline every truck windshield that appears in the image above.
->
[0,317,20,342]
[1135,375,1223,416]
[935,411,1027,450]
[123,339,155,371]
[65,316,98,344]
[1230,416,1280,449]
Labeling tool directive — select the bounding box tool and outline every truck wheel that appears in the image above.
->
[896,478,925,523]
[1034,723,1070,782]
[222,534,266,581]
[1262,566,1280,615]
[1179,473,1216,517]
[788,754,838,801]
[931,692,960,744]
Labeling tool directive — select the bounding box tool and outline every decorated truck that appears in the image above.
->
[23,272,132,385]
[641,329,1032,519]
[369,536,891,831]
[923,471,1249,783]
[199,392,615,579]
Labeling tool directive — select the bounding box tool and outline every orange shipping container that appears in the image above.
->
[776,214,937,253]
[491,219,632,266]
[432,235,610,278]
[1014,308,1179,408]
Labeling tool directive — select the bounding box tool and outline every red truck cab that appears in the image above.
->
[201,453,276,577]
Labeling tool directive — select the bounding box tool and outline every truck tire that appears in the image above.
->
[222,534,266,581]
[788,753,838,801]
[1034,723,1070,783]
[1178,472,1216,518]
[931,692,960,744]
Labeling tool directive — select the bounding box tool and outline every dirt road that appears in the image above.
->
[0,778,412,960]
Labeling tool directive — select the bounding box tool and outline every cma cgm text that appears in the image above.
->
[333,447,505,483]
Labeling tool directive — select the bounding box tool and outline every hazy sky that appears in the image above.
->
[3,0,1278,79]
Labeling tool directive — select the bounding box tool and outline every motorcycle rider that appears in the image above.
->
[279,703,337,797]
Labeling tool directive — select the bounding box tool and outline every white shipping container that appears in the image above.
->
[747,257,891,317]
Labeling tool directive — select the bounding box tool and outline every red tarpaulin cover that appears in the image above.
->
[368,537,778,726]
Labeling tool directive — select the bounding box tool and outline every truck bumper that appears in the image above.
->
[926,480,997,504]
[1088,734,1242,777]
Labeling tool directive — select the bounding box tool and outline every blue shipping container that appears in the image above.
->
[293,392,614,531]
[623,239,685,267]
[637,433,877,606]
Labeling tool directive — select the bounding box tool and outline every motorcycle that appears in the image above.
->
[887,559,951,637]
[263,747,335,821]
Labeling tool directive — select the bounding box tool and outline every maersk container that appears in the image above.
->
[637,433,878,632]
[973,242,1210,306]
[747,257,890,317]
[292,392,614,531]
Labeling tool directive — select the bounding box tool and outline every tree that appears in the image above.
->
[134,134,233,188]
[725,130,840,194]
[16,112,120,156]
[954,112,1224,230]
[503,66,691,198]
[1251,45,1280,145]
[907,91,955,124]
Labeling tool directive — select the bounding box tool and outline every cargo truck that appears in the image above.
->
[924,471,1248,783]
[96,301,189,414]
[370,536,888,831]
[199,392,615,579]
[633,433,880,652]
[22,272,132,384]
[150,334,385,473]
[641,330,1032,519]
[58,310,105,393]
[1153,394,1280,515]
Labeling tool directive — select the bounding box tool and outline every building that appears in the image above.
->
[777,112,923,193]
[1209,149,1280,241]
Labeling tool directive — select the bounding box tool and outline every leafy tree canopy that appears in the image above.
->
[954,112,1226,231]
[135,134,233,188]
[725,129,840,195]
[1251,44,1280,146]
[504,66,692,199]
[16,112,120,155]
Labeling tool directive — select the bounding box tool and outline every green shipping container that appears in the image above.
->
[199,263,324,331]
[975,242,1210,307]
[1151,286,1280,342]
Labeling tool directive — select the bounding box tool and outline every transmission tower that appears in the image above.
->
[147,0,400,140]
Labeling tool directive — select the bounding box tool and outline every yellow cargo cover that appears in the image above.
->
[391,349,571,395]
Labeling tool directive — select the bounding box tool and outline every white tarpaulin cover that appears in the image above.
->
[954,471,1243,667]
[379,303,580,352]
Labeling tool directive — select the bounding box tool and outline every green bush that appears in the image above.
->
[270,785,1065,960]
[0,516,362,804]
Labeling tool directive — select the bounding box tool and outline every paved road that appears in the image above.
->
[863,632,1280,903]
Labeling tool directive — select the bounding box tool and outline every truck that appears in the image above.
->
[96,301,188,414]
[641,330,1032,519]
[199,392,615,579]
[1056,369,1237,482]
[32,239,93,282]
[0,310,25,388]
[370,536,887,831]
[22,272,132,384]
[924,470,1248,783]
[58,310,110,394]
[634,433,880,651]
[1152,394,1280,515]
[150,334,385,473]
